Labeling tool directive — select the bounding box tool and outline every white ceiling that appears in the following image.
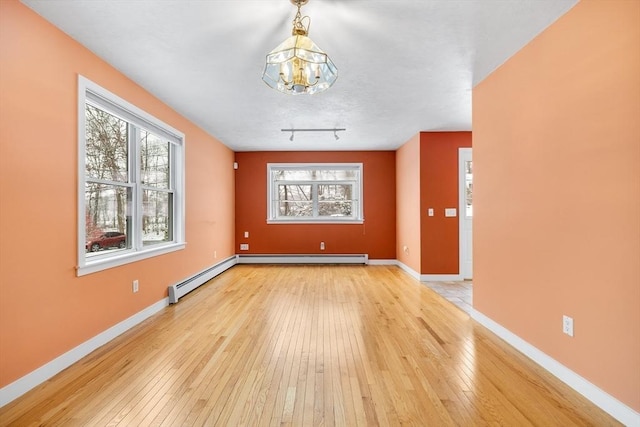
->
[22,0,577,152]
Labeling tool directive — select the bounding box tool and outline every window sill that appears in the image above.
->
[77,242,186,276]
[267,219,364,225]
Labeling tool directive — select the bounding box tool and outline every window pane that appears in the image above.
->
[85,183,130,256]
[275,170,313,181]
[140,130,170,189]
[143,190,173,246]
[314,169,358,180]
[85,104,128,182]
[318,184,351,201]
[274,169,358,181]
[278,201,313,217]
[318,201,353,217]
[278,184,312,216]
[318,184,353,217]
[465,160,473,217]
[278,184,312,201]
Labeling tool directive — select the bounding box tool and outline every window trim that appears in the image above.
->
[266,163,364,224]
[77,75,185,276]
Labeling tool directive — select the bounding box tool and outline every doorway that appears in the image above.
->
[459,148,472,279]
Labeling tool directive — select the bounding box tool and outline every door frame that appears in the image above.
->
[458,148,472,279]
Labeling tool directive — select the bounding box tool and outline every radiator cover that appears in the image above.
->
[236,254,369,265]
[168,255,237,304]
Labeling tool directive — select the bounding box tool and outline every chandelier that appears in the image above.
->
[262,0,338,95]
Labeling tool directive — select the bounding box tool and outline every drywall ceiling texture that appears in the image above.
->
[22,0,577,151]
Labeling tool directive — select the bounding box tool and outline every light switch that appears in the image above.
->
[244,231,249,238]
[445,208,457,217]
[428,208,434,217]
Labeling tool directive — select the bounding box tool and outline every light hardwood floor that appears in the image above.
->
[0,265,619,426]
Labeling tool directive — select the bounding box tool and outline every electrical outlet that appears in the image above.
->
[240,243,249,250]
[562,315,574,337]
[132,280,139,293]
[214,250,217,259]
[320,241,325,250]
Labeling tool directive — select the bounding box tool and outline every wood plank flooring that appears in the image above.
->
[0,265,619,426]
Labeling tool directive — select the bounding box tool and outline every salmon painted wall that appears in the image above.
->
[234,151,395,259]
[0,1,235,388]
[420,132,471,274]
[473,0,639,411]
[395,135,421,272]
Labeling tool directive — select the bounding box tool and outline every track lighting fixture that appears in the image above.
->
[282,128,346,141]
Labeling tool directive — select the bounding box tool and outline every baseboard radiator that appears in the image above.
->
[168,255,237,304]
[236,254,369,265]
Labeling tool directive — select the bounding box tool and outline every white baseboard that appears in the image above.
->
[471,309,640,427]
[420,274,463,281]
[367,259,397,265]
[0,297,169,408]
[372,260,463,283]
[394,260,421,281]
[236,254,368,265]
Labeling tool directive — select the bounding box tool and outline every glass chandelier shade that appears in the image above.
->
[262,1,337,95]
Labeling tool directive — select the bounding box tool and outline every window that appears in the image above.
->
[78,76,185,275]
[464,160,473,217]
[267,163,363,223]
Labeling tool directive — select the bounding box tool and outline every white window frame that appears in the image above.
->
[77,76,185,276]
[267,163,364,224]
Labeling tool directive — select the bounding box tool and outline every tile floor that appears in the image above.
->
[423,280,473,314]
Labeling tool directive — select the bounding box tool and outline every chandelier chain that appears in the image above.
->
[291,1,311,35]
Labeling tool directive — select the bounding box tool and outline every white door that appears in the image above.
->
[459,148,473,279]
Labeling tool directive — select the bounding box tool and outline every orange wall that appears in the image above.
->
[473,0,639,411]
[0,0,235,388]
[395,135,421,272]
[234,151,396,259]
[420,132,471,274]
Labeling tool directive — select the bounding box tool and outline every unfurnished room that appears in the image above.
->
[0,0,638,425]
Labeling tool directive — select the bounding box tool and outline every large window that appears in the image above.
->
[78,76,185,275]
[267,163,363,223]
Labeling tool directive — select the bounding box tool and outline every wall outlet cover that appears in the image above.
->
[563,315,574,337]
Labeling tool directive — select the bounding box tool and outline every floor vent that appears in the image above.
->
[168,255,237,304]
[236,254,368,265]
